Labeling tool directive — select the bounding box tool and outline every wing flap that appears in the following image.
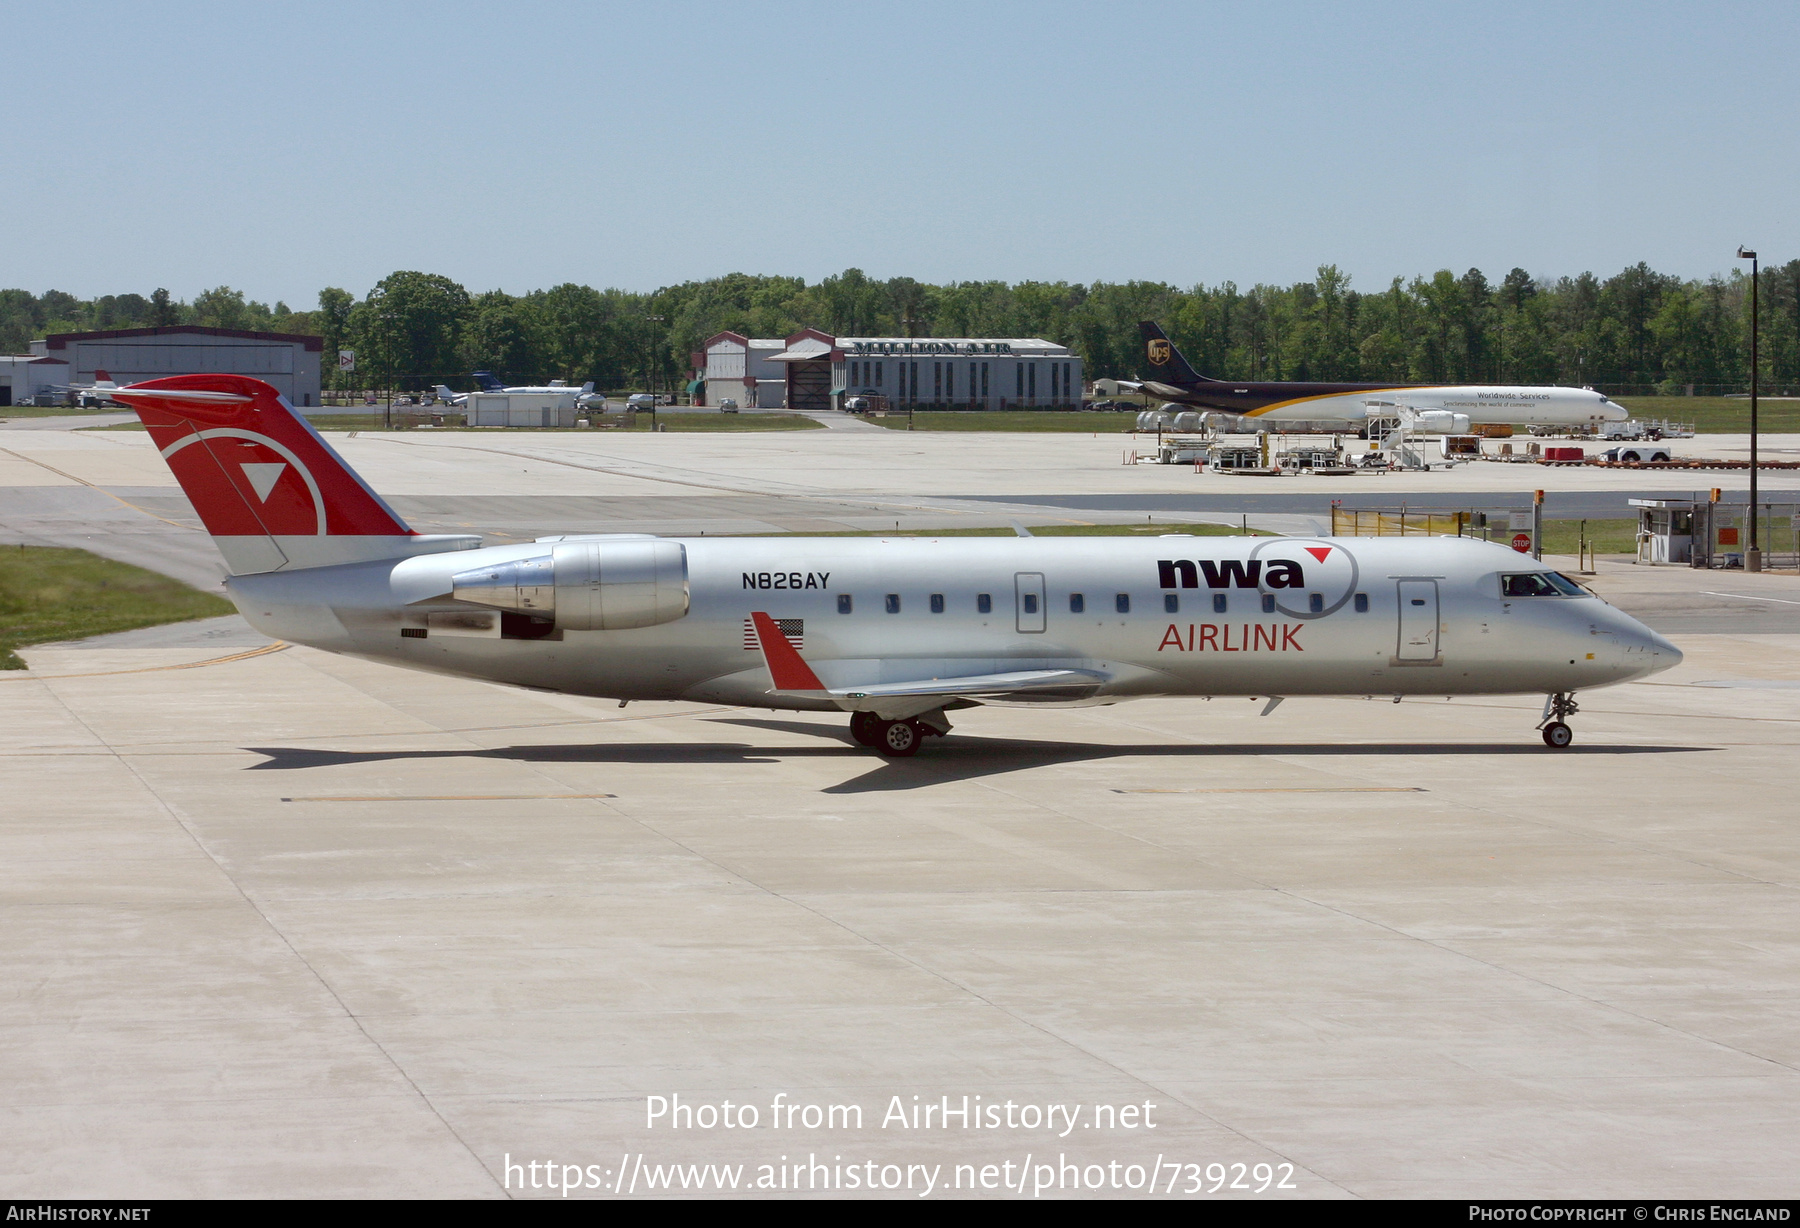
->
[827,668,1105,700]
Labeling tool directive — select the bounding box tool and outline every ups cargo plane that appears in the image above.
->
[1134,321,1631,432]
[112,374,1679,756]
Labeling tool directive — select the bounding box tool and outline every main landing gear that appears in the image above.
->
[1538,692,1579,748]
[849,710,949,758]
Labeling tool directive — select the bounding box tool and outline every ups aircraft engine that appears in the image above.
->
[108,374,1681,758]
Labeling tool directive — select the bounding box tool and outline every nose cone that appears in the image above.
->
[1618,618,1683,680]
[1639,626,1682,670]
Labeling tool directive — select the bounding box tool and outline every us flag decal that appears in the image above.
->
[744,618,803,650]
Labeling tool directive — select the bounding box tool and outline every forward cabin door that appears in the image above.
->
[1396,580,1440,662]
[1015,572,1046,633]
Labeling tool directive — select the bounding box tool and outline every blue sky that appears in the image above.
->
[4,0,1794,304]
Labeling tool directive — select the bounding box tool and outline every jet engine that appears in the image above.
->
[1405,409,1473,435]
[449,539,688,630]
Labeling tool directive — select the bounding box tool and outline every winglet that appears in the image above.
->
[750,611,825,691]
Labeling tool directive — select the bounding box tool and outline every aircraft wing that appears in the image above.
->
[748,611,1105,710]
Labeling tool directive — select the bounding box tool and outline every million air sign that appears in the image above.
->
[847,340,1016,356]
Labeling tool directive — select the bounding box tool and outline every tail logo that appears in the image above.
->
[241,462,288,502]
[1147,339,1171,366]
[160,428,327,534]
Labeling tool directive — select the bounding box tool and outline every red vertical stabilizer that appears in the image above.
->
[113,374,428,574]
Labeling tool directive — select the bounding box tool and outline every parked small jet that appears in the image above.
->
[471,372,605,408]
[1132,322,1630,433]
[109,374,1680,755]
[54,370,125,408]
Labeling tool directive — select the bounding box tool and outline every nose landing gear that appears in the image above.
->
[1538,692,1579,748]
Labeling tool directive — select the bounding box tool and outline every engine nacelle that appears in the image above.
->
[1407,409,1472,435]
[449,539,688,630]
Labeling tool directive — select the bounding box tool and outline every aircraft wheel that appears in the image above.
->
[849,711,882,747]
[1542,721,1573,748]
[876,719,922,757]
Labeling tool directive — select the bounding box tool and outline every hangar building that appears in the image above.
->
[698,329,1082,412]
[0,354,72,406]
[30,325,324,406]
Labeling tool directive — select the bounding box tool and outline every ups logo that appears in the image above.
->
[1147,338,1171,365]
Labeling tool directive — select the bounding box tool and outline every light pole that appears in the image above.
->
[1738,247,1760,571]
[646,314,665,399]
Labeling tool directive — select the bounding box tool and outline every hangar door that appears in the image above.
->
[786,360,831,412]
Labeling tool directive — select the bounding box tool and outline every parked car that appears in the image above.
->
[845,396,870,412]
[718,398,739,413]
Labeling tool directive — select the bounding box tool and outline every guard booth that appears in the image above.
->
[1661,497,1800,569]
[1629,499,1695,565]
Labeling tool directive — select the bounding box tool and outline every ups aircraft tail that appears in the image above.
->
[1137,321,1215,388]
[112,374,479,576]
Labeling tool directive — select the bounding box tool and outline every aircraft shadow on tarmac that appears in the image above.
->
[242,720,1711,794]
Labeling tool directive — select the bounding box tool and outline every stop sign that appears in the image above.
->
[1512,533,1532,553]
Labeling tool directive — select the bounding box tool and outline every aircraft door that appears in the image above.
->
[1015,572,1046,633]
[1396,580,1440,662]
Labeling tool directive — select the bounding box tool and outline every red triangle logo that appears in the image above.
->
[1304,546,1332,562]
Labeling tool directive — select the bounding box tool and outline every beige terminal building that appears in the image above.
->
[695,328,1082,411]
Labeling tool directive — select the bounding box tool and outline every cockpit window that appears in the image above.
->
[1502,572,1587,598]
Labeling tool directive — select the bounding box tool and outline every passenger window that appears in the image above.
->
[1308,593,1324,613]
[929,593,945,614]
[1115,593,1130,614]
[1023,593,1039,614]
[977,593,992,614]
[1261,594,1276,614]
[1212,593,1227,614]
[1354,592,1369,613]
[1069,593,1085,614]
[1164,593,1179,614]
[837,594,853,614]
[885,593,901,613]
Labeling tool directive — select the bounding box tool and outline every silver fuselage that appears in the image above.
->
[224,534,1681,711]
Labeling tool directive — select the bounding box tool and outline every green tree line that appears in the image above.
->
[7,261,1798,394]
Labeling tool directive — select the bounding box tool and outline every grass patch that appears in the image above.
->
[863,411,1138,432]
[1614,396,1800,435]
[0,405,131,419]
[633,413,822,432]
[1538,517,1639,555]
[0,546,234,669]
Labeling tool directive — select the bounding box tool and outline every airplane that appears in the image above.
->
[471,371,606,408]
[53,370,125,408]
[107,373,1681,756]
[1131,322,1631,433]
[431,384,470,407]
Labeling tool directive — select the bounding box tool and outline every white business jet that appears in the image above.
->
[471,371,606,408]
[109,374,1680,755]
